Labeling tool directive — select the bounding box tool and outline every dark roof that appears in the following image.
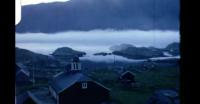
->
[16,64,30,77]
[71,57,80,62]
[16,64,21,73]
[16,92,29,104]
[27,88,56,104]
[120,71,135,77]
[50,71,92,93]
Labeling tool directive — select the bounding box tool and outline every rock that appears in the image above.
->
[111,44,164,59]
[93,52,112,56]
[146,89,179,104]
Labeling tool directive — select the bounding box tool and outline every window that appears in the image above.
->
[82,82,87,89]
[75,63,78,70]
[73,63,76,70]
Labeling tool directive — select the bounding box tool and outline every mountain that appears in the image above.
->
[52,47,86,62]
[164,42,180,56]
[16,0,179,33]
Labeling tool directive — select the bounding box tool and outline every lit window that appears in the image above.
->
[82,82,87,89]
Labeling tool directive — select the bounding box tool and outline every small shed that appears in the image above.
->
[142,59,156,71]
[119,71,136,88]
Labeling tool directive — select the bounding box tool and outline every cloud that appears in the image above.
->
[16,0,180,33]
[21,0,70,6]
[16,30,180,49]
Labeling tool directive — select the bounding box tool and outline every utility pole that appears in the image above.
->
[32,61,36,87]
[113,54,116,69]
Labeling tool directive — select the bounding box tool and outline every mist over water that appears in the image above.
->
[16,30,180,56]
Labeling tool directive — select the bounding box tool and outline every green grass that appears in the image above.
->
[16,66,179,104]
[111,90,152,104]
[87,67,179,104]
[16,79,49,95]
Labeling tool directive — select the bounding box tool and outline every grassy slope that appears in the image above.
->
[87,67,179,104]
[16,65,179,104]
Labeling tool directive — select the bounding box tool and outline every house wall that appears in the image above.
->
[23,97,37,104]
[16,72,32,86]
[71,62,81,70]
[59,81,110,104]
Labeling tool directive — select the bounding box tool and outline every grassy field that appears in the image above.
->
[16,64,179,104]
[87,66,179,104]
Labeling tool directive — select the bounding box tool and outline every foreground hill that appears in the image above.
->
[16,47,60,68]
[16,47,86,68]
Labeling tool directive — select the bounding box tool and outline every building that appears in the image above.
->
[16,92,37,104]
[119,71,136,88]
[48,57,110,104]
[16,64,32,86]
[141,59,156,71]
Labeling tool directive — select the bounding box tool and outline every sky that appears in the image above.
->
[21,0,70,5]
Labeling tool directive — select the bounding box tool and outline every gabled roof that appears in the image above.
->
[16,64,21,73]
[120,71,135,77]
[16,64,30,77]
[71,57,80,62]
[27,88,56,104]
[50,71,92,94]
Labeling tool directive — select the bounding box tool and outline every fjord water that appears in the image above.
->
[16,30,180,62]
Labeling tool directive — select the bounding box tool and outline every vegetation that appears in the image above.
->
[16,46,179,104]
[87,66,179,104]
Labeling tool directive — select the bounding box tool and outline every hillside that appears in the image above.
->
[52,47,86,62]
[111,43,180,59]
[164,42,180,56]
[111,44,164,59]
[16,47,60,68]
